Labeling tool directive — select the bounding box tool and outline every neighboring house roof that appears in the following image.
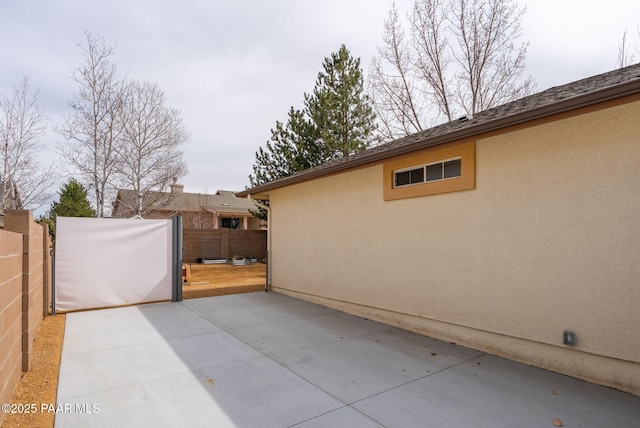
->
[113,189,255,217]
[238,63,640,198]
[202,190,255,215]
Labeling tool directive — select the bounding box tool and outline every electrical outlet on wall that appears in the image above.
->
[563,330,576,346]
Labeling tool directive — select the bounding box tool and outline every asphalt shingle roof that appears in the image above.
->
[114,189,255,216]
[238,63,640,197]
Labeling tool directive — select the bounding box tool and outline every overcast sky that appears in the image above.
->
[1,0,639,205]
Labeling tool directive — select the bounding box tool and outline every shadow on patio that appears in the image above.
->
[55,292,640,427]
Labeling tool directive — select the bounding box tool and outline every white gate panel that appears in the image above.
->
[55,217,173,312]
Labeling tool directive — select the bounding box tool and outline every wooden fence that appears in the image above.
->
[182,228,267,263]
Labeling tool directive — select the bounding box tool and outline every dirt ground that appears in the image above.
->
[2,314,65,428]
[1,262,266,428]
[182,262,267,298]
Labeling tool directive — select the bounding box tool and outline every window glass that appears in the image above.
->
[444,159,461,178]
[426,163,443,182]
[384,141,475,200]
[409,167,424,184]
[395,170,410,186]
[221,218,241,229]
[394,157,461,188]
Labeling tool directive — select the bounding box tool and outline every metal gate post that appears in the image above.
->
[172,215,183,302]
[51,254,56,315]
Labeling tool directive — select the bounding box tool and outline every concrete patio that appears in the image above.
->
[56,292,640,427]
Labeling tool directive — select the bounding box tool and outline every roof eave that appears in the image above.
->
[237,78,640,198]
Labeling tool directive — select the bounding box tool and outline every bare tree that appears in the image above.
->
[369,0,535,140]
[183,209,217,229]
[0,76,55,210]
[116,80,188,217]
[411,0,452,120]
[59,31,124,217]
[368,3,426,138]
[616,28,639,68]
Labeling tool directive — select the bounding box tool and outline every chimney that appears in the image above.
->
[170,177,184,193]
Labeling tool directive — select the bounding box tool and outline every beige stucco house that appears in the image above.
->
[113,180,262,230]
[238,64,640,395]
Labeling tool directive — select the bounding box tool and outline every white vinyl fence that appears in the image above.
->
[55,217,181,312]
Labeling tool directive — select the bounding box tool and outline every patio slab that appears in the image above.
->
[56,292,640,427]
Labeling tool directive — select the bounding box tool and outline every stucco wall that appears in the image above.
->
[267,100,640,394]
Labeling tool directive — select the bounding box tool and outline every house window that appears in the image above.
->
[221,218,240,229]
[394,167,424,187]
[383,140,475,201]
[394,158,461,188]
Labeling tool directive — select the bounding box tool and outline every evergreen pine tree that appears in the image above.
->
[249,44,377,194]
[50,179,96,218]
[249,107,323,188]
[248,107,325,220]
[307,44,377,158]
[38,179,96,244]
